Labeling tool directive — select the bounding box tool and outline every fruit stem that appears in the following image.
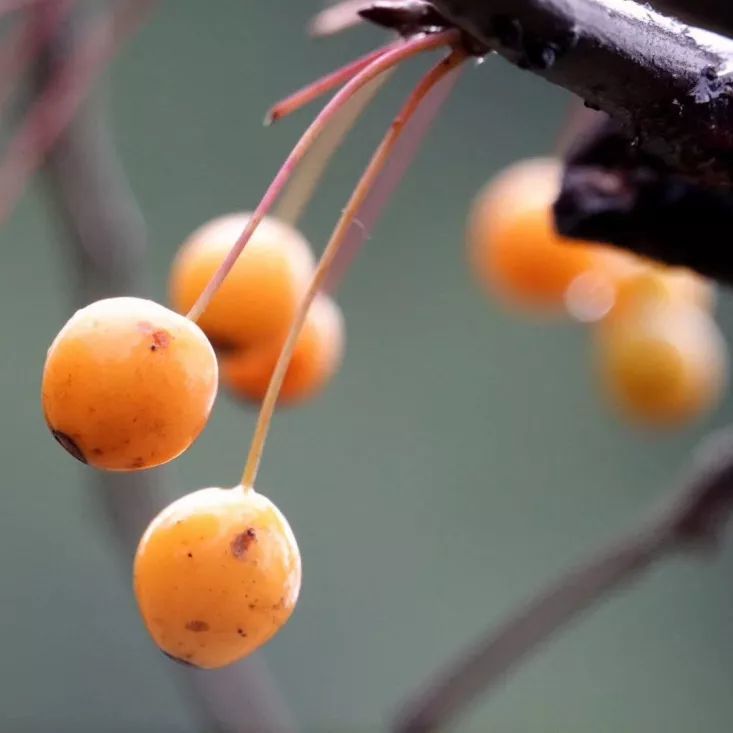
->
[265,40,398,125]
[185,29,459,324]
[273,70,392,226]
[240,47,468,490]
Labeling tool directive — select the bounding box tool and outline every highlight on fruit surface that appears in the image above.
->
[594,299,728,427]
[221,294,345,406]
[601,263,715,325]
[42,297,218,471]
[169,213,315,350]
[467,157,624,314]
[565,254,715,324]
[134,485,301,669]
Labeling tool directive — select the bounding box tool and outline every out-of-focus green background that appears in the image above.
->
[3,2,733,731]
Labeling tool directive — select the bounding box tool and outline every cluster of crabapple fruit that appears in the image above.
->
[40,6,726,674]
[40,25,464,670]
[171,212,345,406]
[41,209,340,668]
[467,157,728,427]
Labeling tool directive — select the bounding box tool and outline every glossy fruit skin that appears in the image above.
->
[169,213,315,350]
[595,301,728,426]
[42,297,218,471]
[468,158,616,312]
[134,486,301,669]
[221,295,345,405]
[566,253,714,324]
[605,264,714,324]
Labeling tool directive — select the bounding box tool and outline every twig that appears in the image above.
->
[0,16,30,117]
[393,428,733,732]
[552,113,733,283]
[0,1,78,120]
[39,4,298,732]
[558,124,733,283]
[0,0,154,223]
[429,0,733,188]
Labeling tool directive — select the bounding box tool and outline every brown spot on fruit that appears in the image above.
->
[210,336,239,354]
[162,651,200,668]
[150,329,172,351]
[185,620,209,632]
[237,628,247,637]
[51,430,87,464]
[230,528,257,558]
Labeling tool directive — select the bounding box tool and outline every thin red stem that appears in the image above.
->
[186,29,460,323]
[273,70,393,225]
[323,58,462,293]
[240,47,468,490]
[0,0,155,224]
[265,40,400,124]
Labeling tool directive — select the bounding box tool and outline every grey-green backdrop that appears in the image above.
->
[2,1,733,731]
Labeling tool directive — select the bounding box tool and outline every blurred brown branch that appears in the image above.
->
[394,429,733,732]
[0,0,153,224]
[37,2,298,731]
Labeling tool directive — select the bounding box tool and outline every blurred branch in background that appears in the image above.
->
[30,1,297,731]
[394,429,733,733]
[0,0,152,223]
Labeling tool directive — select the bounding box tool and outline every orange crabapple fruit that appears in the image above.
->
[169,213,315,351]
[134,485,301,669]
[467,157,632,314]
[220,294,345,406]
[603,263,715,324]
[42,297,218,471]
[565,253,715,324]
[594,299,728,427]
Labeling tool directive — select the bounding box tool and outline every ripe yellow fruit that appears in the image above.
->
[169,213,315,350]
[467,158,621,312]
[566,254,714,324]
[595,300,728,426]
[606,265,714,323]
[221,295,345,405]
[42,297,218,470]
[134,486,301,669]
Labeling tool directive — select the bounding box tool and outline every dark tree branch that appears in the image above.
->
[429,0,733,188]
[39,5,298,732]
[393,429,733,733]
[553,113,733,283]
